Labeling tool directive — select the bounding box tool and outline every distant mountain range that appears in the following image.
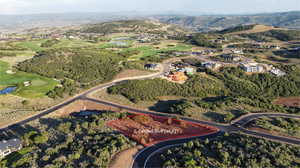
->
[155,11,300,32]
[0,11,300,33]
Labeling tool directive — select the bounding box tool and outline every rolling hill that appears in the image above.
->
[1,11,300,33]
[156,11,300,32]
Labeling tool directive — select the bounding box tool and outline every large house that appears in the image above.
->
[0,139,22,159]
[270,68,286,77]
[240,63,264,73]
[202,62,222,70]
[144,64,159,70]
[221,54,241,62]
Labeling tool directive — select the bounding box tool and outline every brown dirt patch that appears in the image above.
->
[109,145,143,168]
[274,97,300,108]
[114,69,154,80]
[107,113,218,146]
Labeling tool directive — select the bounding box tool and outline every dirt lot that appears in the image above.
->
[274,97,300,107]
[114,69,154,80]
[107,114,218,146]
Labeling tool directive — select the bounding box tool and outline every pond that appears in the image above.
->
[0,86,17,95]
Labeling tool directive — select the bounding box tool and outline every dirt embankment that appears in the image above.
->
[274,97,300,108]
[109,145,143,168]
[114,69,154,80]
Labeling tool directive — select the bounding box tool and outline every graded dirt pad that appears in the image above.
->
[107,114,219,146]
[48,100,121,117]
[274,97,300,108]
[114,69,154,79]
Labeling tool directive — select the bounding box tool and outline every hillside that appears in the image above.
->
[80,20,186,35]
[218,24,283,35]
[1,11,300,33]
[156,11,300,32]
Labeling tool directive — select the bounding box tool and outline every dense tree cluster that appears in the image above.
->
[41,39,60,48]
[108,75,227,103]
[242,29,300,42]
[47,78,77,99]
[273,49,300,59]
[160,133,300,168]
[81,20,161,35]
[251,117,300,138]
[17,48,124,84]
[168,99,192,115]
[0,111,134,168]
[218,24,256,34]
[189,33,222,48]
[108,65,300,119]
[216,67,300,98]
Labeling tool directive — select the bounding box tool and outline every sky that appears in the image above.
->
[0,0,299,15]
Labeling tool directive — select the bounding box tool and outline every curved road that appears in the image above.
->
[231,113,300,126]
[1,57,300,167]
[132,112,300,168]
[0,58,171,131]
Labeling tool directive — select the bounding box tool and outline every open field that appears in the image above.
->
[14,40,46,52]
[0,60,58,98]
[0,94,61,128]
[107,113,218,146]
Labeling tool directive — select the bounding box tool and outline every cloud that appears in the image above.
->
[0,0,24,14]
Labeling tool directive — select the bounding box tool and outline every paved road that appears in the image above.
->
[0,60,170,131]
[1,56,300,167]
[231,113,300,126]
[131,112,300,168]
[132,132,223,168]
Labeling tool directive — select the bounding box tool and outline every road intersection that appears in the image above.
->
[0,56,300,168]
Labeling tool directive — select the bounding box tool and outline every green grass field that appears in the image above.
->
[14,40,46,52]
[14,39,99,52]
[0,61,58,98]
[52,39,96,48]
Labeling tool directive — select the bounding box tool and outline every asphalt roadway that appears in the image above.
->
[1,57,300,168]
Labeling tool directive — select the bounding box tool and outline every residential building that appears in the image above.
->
[240,63,264,73]
[202,62,221,70]
[270,68,286,77]
[184,67,194,75]
[24,81,31,87]
[144,64,159,70]
[232,49,244,54]
[0,139,22,159]
[221,54,241,62]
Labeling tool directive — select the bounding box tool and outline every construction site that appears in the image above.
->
[107,113,219,146]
